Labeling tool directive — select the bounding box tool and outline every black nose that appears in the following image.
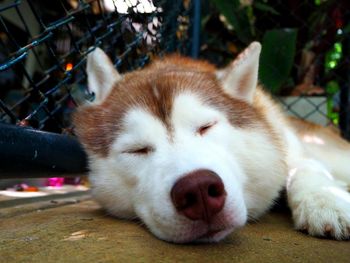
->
[170,169,226,223]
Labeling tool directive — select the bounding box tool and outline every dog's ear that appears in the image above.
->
[87,47,122,104]
[216,42,261,103]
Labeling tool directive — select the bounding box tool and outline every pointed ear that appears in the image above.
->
[86,47,121,104]
[216,42,261,103]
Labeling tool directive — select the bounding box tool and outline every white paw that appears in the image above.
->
[292,188,350,240]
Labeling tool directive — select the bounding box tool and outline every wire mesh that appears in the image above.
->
[0,0,195,134]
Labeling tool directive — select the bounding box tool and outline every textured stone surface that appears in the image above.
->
[0,197,349,263]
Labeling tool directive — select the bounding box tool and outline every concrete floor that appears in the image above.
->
[0,194,349,263]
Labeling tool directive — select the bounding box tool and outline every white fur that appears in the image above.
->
[90,94,252,242]
[285,133,350,239]
[81,43,350,242]
[217,42,261,103]
[87,91,290,242]
[286,159,350,239]
[86,47,121,104]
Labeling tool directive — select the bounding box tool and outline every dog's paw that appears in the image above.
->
[292,188,350,240]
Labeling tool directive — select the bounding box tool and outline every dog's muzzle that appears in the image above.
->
[171,169,226,223]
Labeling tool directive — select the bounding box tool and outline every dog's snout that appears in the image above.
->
[171,169,226,223]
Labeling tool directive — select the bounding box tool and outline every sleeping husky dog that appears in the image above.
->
[74,42,350,243]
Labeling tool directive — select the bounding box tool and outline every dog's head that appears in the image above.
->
[74,43,286,243]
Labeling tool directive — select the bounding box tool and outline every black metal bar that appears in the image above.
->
[190,0,201,58]
[0,0,20,12]
[338,10,350,140]
[0,124,88,178]
[339,33,350,140]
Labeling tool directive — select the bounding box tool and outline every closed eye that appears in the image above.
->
[197,121,217,136]
[123,146,153,155]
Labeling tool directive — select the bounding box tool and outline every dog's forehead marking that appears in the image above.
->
[112,107,168,151]
[152,84,160,100]
[114,91,219,146]
[115,93,222,149]
[171,93,222,128]
[118,93,208,139]
[129,70,214,134]
[122,108,165,132]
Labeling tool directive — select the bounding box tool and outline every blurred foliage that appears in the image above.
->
[210,0,253,44]
[200,0,349,124]
[326,80,340,125]
[325,42,342,73]
[259,29,297,94]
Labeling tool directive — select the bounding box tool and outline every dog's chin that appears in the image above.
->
[145,206,247,244]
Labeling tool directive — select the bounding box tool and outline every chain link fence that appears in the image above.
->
[0,0,197,133]
[0,0,199,177]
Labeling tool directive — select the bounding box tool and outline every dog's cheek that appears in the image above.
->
[133,169,183,239]
[133,195,184,242]
[88,157,137,219]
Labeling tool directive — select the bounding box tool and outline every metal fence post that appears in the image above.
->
[339,16,350,140]
[190,0,201,58]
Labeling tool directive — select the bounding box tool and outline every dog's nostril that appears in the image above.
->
[208,184,222,197]
[185,193,197,208]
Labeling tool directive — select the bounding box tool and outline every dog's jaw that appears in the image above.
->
[138,204,247,243]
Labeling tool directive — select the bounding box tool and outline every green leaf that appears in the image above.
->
[259,29,298,94]
[254,2,280,15]
[210,0,253,44]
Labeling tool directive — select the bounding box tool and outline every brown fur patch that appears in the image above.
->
[74,56,271,157]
